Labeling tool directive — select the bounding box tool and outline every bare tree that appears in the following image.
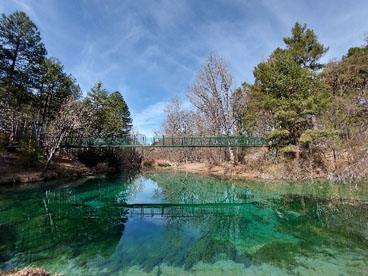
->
[161,97,200,162]
[187,53,240,161]
[44,98,93,169]
[162,97,200,136]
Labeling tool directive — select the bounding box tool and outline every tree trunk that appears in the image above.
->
[5,38,20,106]
[295,142,300,160]
[228,147,235,163]
[44,132,67,171]
[42,93,50,124]
[311,115,318,130]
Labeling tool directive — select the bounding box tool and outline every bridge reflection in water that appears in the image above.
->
[44,202,255,220]
[127,203,254,218]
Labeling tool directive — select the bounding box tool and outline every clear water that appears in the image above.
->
[0,172,367,275]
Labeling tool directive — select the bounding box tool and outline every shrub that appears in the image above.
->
[280,145,298,159]
[16,143,43,170]
[101,149,119,168]
[299,129,336,144]
[266,129,290,140]
[17,151,42,170]
[280,145,298,153]
[78,149,101,167]
[77,148,141,170]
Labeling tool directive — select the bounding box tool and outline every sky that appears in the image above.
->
[1,0,368,135]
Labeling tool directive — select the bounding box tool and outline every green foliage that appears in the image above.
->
[0,11,134,172]
[280,145,298,153]
[345,46,368,58]
[299,129,336,144]
[36,57,81,123]
[244,23,329,147]
[0,11,83,147]
[322,43,368,141]
[16,144,43,170]
[85,82,132,136]
[17,151,42,170]
[250,50,328,146]
[266,129,290,140]
[0,11,46,105]
[105,91,132,135]
[283,22,328,71]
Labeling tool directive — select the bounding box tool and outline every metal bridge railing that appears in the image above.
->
[60,135,270,148]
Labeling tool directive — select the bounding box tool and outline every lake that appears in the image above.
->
[0,172,367,275]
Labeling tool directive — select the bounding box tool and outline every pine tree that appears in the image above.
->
[36,57,81,125]
[85,82,109,135]
[85,82,132,136]
[105,91,132,135]
[283,22,328,71]
[244,23,330,155]
[0,11,46,106]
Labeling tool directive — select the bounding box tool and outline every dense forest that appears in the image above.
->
[0,11,133,171]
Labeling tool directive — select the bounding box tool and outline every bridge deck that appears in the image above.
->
[60,135,269,148]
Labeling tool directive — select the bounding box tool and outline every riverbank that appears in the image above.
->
[143,154,367,183]
[143,159,326,180]
[1,147,367,185]
[0,151,116,185]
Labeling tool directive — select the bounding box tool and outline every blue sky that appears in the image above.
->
[1,0,368,135]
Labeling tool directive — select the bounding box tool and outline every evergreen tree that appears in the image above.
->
[105,91,132,135]
[0,11,46,106]
[85,82,132,136]
[36,57,81,125]
[85,82,109,135]
[283,22,328,71]
[244,23,329,154]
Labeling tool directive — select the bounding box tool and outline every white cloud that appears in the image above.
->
[131,101,169,136]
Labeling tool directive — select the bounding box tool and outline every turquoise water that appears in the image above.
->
[0,172,367,275]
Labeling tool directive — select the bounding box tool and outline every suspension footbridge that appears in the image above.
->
[60,135,270,148]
